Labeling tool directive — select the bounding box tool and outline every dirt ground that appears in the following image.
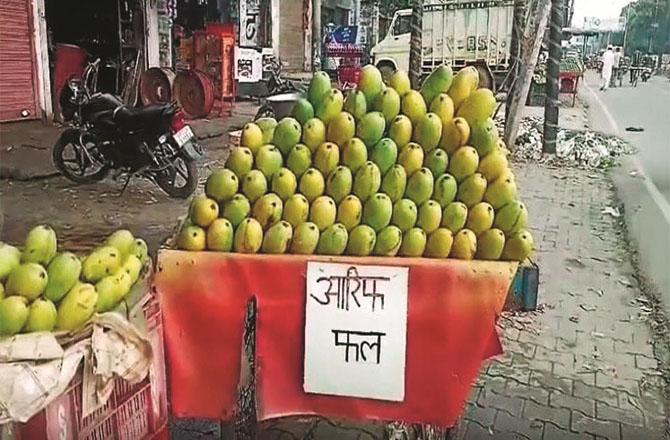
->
[0,103,258,252]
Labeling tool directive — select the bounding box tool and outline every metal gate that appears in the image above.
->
[0,0,40,122]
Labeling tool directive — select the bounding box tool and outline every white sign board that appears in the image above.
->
[235,47,263,83]
[304,262,409,402]
[240,0,260,47]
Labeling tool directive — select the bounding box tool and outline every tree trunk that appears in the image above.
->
[503,0,552,150]
[505,0,527,123]
[544,0,564,154]
[409,0,423,88]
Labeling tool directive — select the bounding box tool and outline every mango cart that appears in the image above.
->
[154,61,537,436]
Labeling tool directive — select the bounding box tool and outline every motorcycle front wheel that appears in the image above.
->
[53,130,109,183]
[155,153,198,198]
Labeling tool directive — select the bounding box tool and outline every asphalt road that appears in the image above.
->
[583,71,670,201]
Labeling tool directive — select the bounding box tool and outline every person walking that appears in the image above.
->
[600,46,615,91]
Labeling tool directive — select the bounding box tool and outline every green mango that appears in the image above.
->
[308,71,332,107]
[233,218,264,254]
[420,65,454,105]
[358,65,384,106]
[290,222,320,254]
[432,173,458,208]
[21,225,57,265]
[302,118,327,153]
[399,228,427,257]
[381,164,407,203]
[362,193,393,232]
[346,225,377,256]
[283,194,310,228]
[255,117,278,144]
[225,146,254,179]
[206,169,239,203]
[177,225,206,251]
[273,117,303,156]
[286,144,313,178]
[57,282,98,331]
[316,223,349,255]
[337,195,363,231]
[291,98,315,126]
[341,138,368,173]
[223,194,251,227]
[24,298,57,332]
[326,166,353,203]
[373,226,403,257]
[316,89,344,125]
[261,221,293,254]
[356,111,386,147]
[353,161,382,202]
[470,118,500,157]
[45,252,82,302]
[240,122,264,154]
[392,199,418,232]
[0,296,29,335]
[405,168,434,205]
[0,243,21,281]
[370,138,398,174]
[343,89,367,121]
[412,112,443,151]
[388,115,413,148]
[373,87,401,124]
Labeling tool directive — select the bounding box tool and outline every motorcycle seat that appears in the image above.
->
[114,104,172,129]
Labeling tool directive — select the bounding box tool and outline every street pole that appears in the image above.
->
[409,0,423,89]
[623,4,631,55]
[544,0,563,154]
[312,0,322,71]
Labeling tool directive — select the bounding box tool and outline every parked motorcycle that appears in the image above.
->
[54,60,202,198]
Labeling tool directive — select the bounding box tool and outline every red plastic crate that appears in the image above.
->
[14,294,168,440]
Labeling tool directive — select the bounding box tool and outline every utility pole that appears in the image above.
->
[409,0,423,88]
[623,4,632,55]
[544,0,563,154]
[312,0,322,71]
[503,0,553,150]
[649,0,660,61]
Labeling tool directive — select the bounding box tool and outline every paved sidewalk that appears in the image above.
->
[459,162,669,439]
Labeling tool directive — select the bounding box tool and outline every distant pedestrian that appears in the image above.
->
[614,47,623,68]
[600,46,615,91]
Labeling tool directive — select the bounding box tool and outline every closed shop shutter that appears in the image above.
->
[0,0,39,122]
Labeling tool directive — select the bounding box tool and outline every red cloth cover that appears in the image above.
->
[153,251,516,426]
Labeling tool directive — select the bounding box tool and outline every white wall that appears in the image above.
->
[31,0,52,121]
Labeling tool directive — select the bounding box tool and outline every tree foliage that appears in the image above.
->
[621,0,670,55]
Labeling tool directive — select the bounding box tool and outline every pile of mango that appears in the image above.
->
[0,226,149,336]
[176,64,533,261]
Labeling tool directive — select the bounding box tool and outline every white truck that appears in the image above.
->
[370,0,516,90]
